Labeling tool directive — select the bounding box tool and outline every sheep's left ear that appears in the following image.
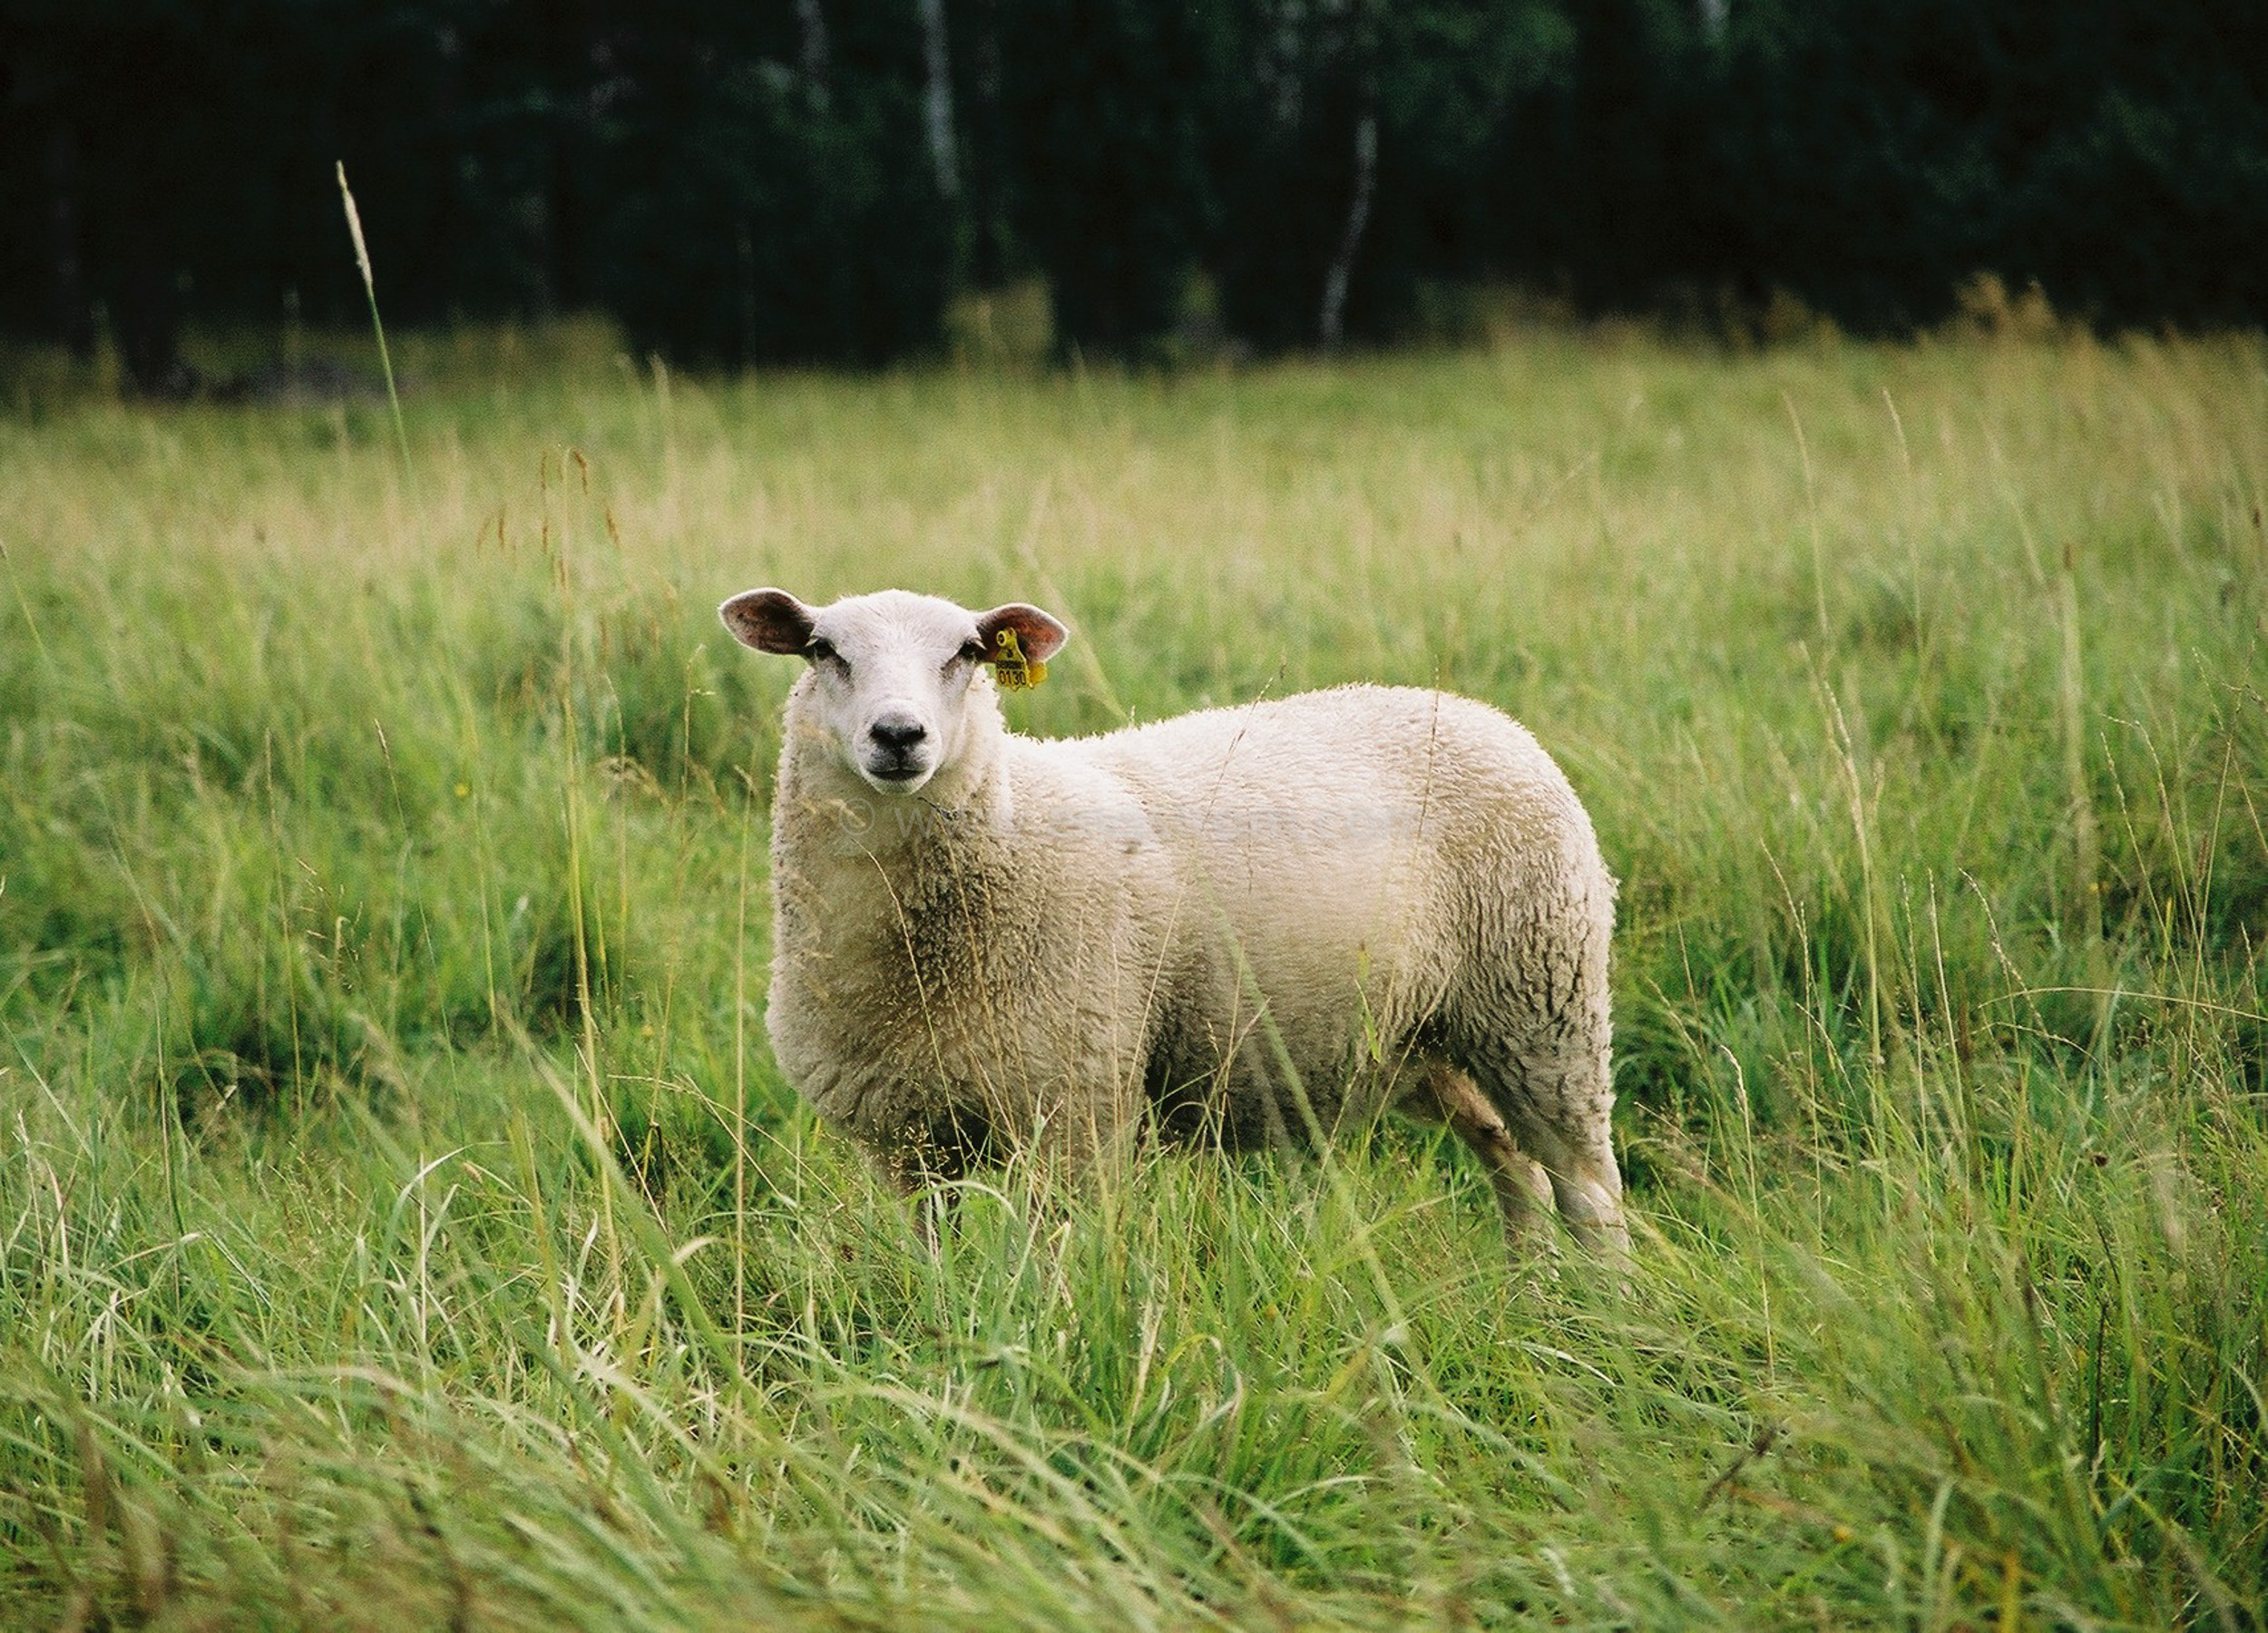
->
[720,588,816,654]
[975,602,1070,664]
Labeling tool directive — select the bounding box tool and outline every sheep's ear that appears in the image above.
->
[720,589,816,655]
[975,602,1070,665]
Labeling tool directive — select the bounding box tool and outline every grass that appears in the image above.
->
[1,320,2263,1628]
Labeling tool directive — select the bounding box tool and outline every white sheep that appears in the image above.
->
[720,587,1628,1258]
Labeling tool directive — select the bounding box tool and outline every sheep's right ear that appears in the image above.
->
[976,601,1070,665]
[719,589,816,655]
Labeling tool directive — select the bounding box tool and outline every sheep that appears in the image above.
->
[719,586,1628,1259]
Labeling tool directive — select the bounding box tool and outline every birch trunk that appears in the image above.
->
[1317,106,1377,349]
[797,0,831,112]
[918,0,961,200]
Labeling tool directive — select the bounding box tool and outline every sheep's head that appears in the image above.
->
[720,588,1069,797]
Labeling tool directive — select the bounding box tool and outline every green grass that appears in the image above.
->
[3,323,2264,1628]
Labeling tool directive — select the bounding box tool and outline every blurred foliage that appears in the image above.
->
[992,0,1237,360]
[1,0,2263,381]
[589,3,955,366]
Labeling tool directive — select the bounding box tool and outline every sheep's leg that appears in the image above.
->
[1024,1086,1141,1193]
[1526,1120,1630,1262]
[1403,1067,1555,1247]
[869,1100,998,1251]
[1452,1043,1630,1266]
[871,1148,953,1254]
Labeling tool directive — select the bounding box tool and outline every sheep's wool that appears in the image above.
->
[728,588,1628,1257]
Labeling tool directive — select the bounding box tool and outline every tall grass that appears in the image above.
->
[337,161,416,499]
[2,326,2263,1627]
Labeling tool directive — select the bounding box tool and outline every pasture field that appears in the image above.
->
[2,324,2264,1628]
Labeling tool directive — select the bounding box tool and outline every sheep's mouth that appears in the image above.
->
[859,755,934,792]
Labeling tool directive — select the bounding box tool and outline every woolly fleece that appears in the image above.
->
[727,588,1628,1253]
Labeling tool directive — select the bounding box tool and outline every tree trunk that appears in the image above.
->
[45,122,93,359]
[963,0,1009,286]
[797,0,832,113]
[918,0,961,201]
[117,255,191,399]
[1318,104,1377,348]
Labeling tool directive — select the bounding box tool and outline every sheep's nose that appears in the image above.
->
[869,717,927,753]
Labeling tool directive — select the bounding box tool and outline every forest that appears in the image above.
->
[5,0,2266,390]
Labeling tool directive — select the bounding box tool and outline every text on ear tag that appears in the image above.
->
[992,628,1048,690]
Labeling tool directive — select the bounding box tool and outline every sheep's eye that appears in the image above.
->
[807,638,840,667]
[956,640,987,665]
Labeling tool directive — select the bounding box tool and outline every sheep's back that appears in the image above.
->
[1070,685,1594,892]
[1061,686,1605,1124]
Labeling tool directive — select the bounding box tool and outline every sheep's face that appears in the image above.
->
[720,588,1069,797]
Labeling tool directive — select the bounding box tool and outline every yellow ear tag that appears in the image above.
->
[992,628,1047,690]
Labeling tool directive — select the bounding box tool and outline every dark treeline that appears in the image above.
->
[3,0,2263,389]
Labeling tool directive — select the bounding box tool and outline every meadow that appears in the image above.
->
[2,319,2263,1628]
